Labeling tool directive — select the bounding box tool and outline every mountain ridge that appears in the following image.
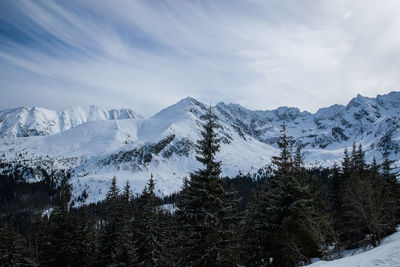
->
[0,105,142,138]
[0,92,399,203]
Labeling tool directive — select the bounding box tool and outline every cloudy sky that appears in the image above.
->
[0,0,399,116]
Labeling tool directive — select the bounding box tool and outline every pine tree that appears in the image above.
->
[175,106,240,266]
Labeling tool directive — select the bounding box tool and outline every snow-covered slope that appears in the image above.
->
[0,92,399,203]
[309,227,400,266]
[0,106,140,138]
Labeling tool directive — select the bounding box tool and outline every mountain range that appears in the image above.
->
[0,92,399,203]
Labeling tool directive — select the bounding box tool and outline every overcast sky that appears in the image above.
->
[0,0,399,116]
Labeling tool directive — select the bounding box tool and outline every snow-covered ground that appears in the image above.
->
[309,227,400,267]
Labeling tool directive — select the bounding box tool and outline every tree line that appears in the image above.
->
[0,107,399,266]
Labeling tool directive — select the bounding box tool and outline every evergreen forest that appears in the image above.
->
[1,107,399,266]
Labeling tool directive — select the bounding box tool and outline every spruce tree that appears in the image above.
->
[174,177,190,261]
[114,180,138,266]
[97,177,137,266]
[243,182,278,266]
[341,148,351,177]
[136,174,168,266]
[349,141,358,174]
[340,143,366,248]
[246,125,318,266]
[378,150,399,233]
[122,180,132,212]
[356,144,366,174]
[175,106,240,266]
[39,181,78,267]
[98,176,123,265]
[338,144,398,248]
[327,162,342,216]
[74,206,98,266]
[28,209,47,264]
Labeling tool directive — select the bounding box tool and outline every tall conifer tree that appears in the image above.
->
[39,181,78,267]
[97,176,138,266]
[175,106,239,266]
[136,174,169,266]
[246,125,318,266]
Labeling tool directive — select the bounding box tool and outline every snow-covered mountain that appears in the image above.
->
[216,92,400,161]
[0,92,399,203]
[0,106,140,138]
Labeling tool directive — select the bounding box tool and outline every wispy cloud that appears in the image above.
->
[1,0,399,115]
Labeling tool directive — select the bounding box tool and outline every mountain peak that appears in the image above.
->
[177,96,206,108]
[152,97,207,119]
[179,96,196,102]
